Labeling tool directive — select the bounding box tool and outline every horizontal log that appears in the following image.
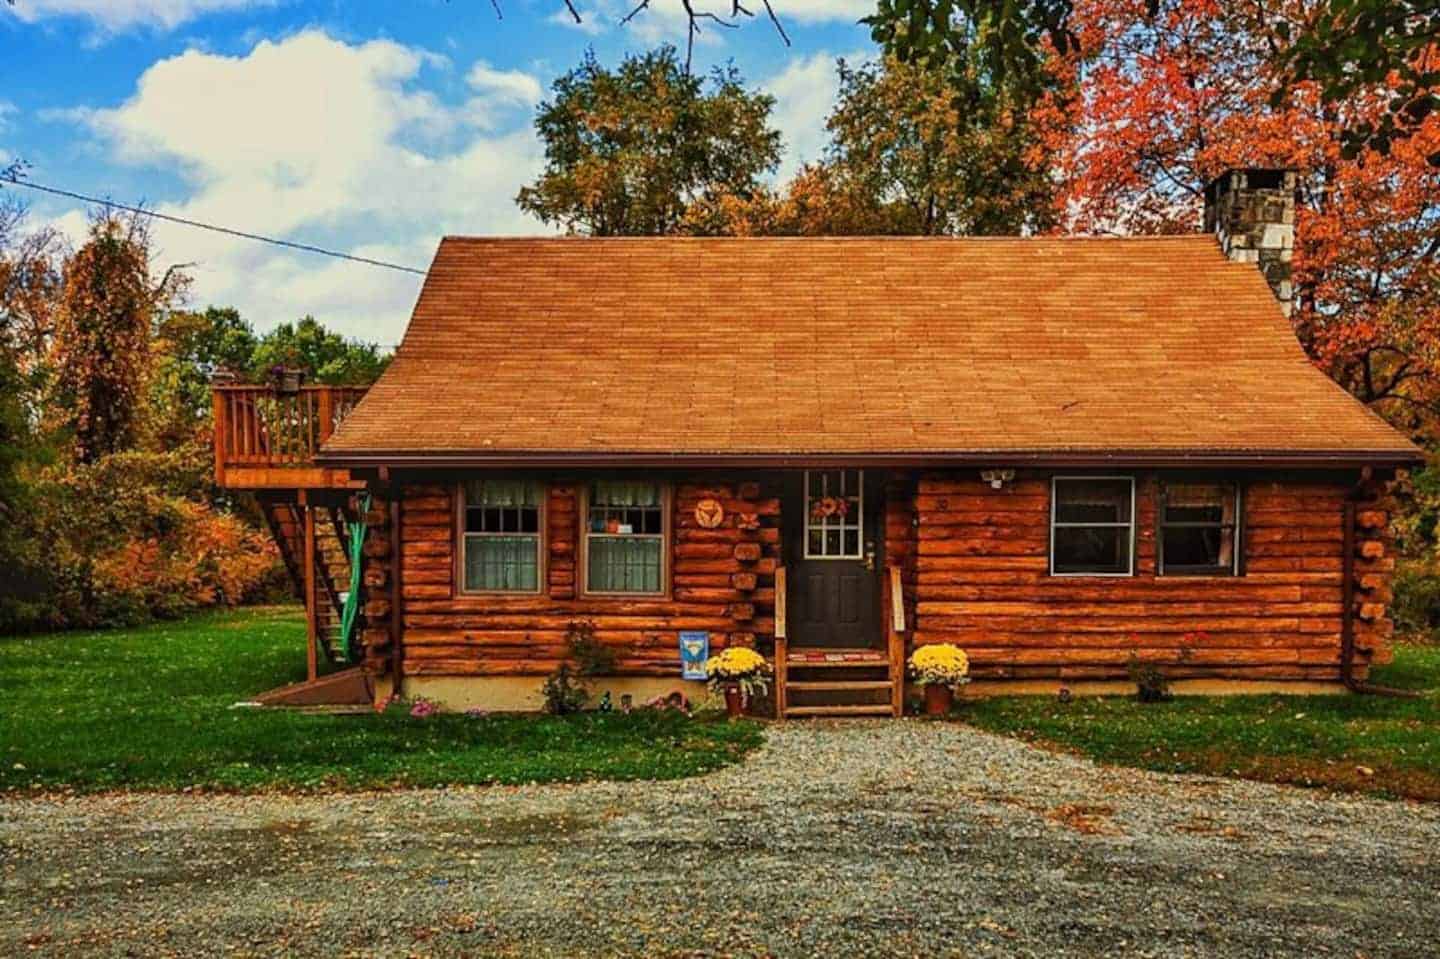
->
[404,659,685,678]
[913,643,1341,667]
[734,543,763,563]
[919,615,1311,634]
[918,540,1048,557]
[917,584,1308,603]
[917,601,1341,618]
[1357,509,1388,529]
[907,629,1338,649]
[732,572,758,592]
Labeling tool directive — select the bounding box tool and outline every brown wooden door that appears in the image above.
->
[783,469,882,648]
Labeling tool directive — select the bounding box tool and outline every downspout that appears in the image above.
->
[1341,477,1419,697]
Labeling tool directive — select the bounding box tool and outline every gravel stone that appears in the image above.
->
[3,720,1438,957]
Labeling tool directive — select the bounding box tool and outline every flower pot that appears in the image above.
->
[923,683,953,717]
[724,684,744,718]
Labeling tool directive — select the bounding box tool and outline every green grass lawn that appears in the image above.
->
[0,607,761,793]
[963,644,1440,801]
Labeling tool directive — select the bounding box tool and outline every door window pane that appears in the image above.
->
[804,469,863,559]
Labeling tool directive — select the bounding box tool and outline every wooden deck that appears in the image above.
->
[212,384,367,490]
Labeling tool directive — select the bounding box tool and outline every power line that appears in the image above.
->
[1,176,430,276]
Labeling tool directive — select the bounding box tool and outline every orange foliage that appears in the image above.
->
[1036,0,1440,439]
[91,499,279,619]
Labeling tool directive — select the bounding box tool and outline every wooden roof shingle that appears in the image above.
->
[321,236,1420,466]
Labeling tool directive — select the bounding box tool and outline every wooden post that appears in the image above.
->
[211,389,227,487]
[303,500,317,683]
[389,492,404,698]
[317,387,335,446]
[774,565,787,719]
[887,565,905,717]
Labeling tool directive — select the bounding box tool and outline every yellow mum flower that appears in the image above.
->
[908,643,970,687]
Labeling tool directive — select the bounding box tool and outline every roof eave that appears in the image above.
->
[316,447,1425,470]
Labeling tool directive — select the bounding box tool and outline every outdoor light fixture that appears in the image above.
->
[980,469,1016,489]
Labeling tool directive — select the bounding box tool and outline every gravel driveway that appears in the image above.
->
[3,720,1438,957]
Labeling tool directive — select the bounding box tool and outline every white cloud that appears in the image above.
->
[768,0,873,23]
[58,30,547,343]
[4,0,268,31]
[765,49,871,182]
[468,61,543,106]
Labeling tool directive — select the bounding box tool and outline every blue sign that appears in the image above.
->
[679,631,710,680]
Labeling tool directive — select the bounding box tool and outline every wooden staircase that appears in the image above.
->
[259,496,358,667]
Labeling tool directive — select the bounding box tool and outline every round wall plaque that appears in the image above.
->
[694,498,725,529]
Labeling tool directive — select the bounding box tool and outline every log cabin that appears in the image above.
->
[215,168,1423,717]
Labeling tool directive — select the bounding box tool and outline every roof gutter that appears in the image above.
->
[315,447,1425,471]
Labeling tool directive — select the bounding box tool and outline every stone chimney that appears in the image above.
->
[1203,168,1297,315]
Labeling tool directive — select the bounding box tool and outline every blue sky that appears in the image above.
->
[1,0,876,343]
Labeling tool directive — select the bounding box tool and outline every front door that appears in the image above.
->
[783,469,882,648]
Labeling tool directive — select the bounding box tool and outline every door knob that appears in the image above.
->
[863,542,876,570]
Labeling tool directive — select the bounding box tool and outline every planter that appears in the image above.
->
[923,683,954,717]
[724,684,744,718]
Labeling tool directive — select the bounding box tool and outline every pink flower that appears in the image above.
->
[410,699,437,718]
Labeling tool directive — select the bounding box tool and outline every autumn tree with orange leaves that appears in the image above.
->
[1034,0,1440,441]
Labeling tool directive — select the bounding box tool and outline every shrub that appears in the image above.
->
[1393,560,1440,640]
[1127,654,1172,703]
[539,620,619,713]
[12,450,280,630]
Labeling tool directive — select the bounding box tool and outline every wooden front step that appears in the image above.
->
[785,680,892,692]
[782,648,898,718]
[784,704,895,717]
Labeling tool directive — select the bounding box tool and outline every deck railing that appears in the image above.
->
[213,384,367,485]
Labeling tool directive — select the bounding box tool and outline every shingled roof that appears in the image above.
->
[320,236,1420,467]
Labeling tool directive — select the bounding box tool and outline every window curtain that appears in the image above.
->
[591,480,661,507]
[466,479,542,507]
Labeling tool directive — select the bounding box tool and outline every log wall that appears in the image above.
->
[369,468,1395,687]
[390,476,783,678]
[911,471,1395,682]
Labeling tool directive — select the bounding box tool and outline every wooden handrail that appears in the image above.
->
[886,565,905,717]
[212,384,367,478]
[774,566,787,719]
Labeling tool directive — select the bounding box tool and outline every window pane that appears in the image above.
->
[1163,526,1232,570]
[1165,483,1231,524]
[1053,527,1129,574]
[1055,479,1132,525]
[465,534,539,591]
[588,537,662,593]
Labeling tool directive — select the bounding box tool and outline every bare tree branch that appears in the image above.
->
[485,1,790,72]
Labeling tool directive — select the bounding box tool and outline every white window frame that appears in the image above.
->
[1049,475,1137,578]
[1158,480,1243,577]
[580,481,670,597]
[803,469,865,561]
[458,479,546,595]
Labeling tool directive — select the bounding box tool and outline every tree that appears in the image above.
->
[248,315,390,385]
[1281,0,1440,165]
[685,54,1058,237]
[49,212,185,464]
[824,55,1055,235]
[517,47,782,236]
[1035,0,1440,439]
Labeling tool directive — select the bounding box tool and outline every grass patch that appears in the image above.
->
[962,643,1440,801]
[0,607,762,793]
